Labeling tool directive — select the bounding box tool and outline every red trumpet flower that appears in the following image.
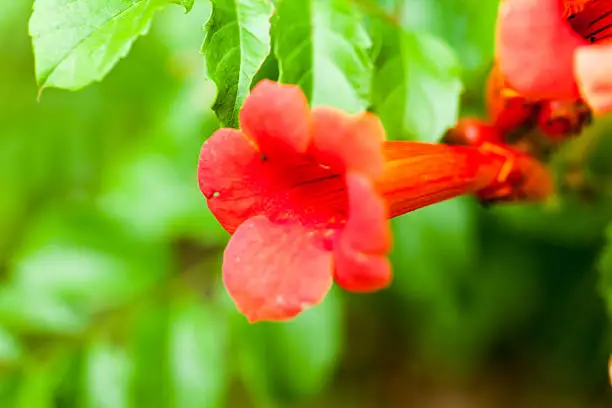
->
[496,0,612,114]
[198,80,553,323]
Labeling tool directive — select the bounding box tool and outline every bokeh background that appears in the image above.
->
[2,0,612,407]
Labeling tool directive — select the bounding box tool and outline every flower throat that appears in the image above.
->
[565,0,612,43]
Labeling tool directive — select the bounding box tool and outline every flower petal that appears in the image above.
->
[310,107,386,178]
[223,215,334,323]
[333,173,392,292]
[199,127,349,232]
[239,80,312,159]
[198,128,264,234]
[563,0,589,18]
[496,0,585,99]
[575,42,612,114]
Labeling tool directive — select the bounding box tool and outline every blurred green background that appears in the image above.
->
[2,0,612,407]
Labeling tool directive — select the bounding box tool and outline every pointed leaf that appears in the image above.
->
[372,26,462,141]
[172,0,194,13]
[29,0,177,91]
[274,0,372,112]
[203,0,274,127]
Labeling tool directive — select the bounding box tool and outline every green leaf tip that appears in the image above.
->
[274,0,373,113]
[29,0,176,91]
[203,0,275,127]
[173,0,195,13]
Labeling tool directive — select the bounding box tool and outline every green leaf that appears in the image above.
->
[236,288,343,403]
[29,0,176,91]
[398,0,498,76]
[172,0,195,13]
[82,339,133,408]
[371,26,462,141]
[203,0,274,127]
[168,296,229,408]
[274,0,373,112]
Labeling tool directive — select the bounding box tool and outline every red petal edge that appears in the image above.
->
[222,215,334,323]
[333,173,392,292]
[198,128,263,234]
[239,80,312,159]
[310,107,386,179]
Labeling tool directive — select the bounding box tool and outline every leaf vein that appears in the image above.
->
[38,0,151,87]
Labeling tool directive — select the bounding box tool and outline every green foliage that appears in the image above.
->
[203,0,274,127]
[274,0,372,112]
[14,359,58,408]
[0,0,610,407]
[392,199,540,373]
[0,327,22,365]
[127,301,171,407]
[82,339,132,408]
[29,0,189,91]
[168,295,228,408]
[234,288,343,403]
[398,0,498,74]
[598,226,612,318]
[173,0,195,13]
[372,26,462,140]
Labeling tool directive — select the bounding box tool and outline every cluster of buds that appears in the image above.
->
[441,63,594,206]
